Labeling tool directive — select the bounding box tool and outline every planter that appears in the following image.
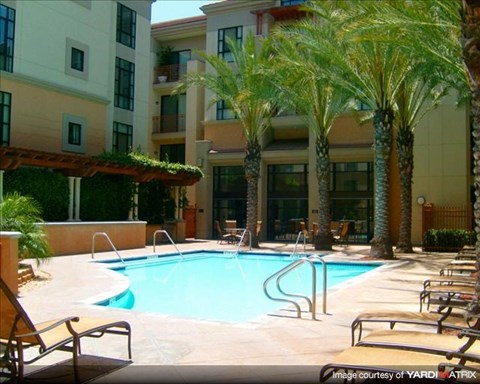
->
[158,75,167,83]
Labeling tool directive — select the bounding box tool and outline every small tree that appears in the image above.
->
[0,192,51,265]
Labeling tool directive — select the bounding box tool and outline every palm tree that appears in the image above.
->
[303,0,411,259]
[0,192,51,265]
[176,33,279,248]
[394,76,448,253]
[270,28,355,251]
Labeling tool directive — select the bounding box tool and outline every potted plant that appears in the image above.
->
[157,45,174,82]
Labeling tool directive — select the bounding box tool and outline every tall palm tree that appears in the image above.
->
[270,27,355,251]
[303,0,411,259]
[394,77,448,253]
[176,33,279,248]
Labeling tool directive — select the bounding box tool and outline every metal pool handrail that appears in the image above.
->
[91,232,125,264]
[235,229,252,254]
[153,229,183,258]
[263,255,327,319]
[291,231,307,258]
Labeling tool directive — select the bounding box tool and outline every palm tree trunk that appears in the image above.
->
[244,139,261,248]
[315,134,333,250]
[462,0,480,316]
[396,126,414,253]
[370,108,395,259]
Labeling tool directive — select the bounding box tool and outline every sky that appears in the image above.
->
[151,0,222,24]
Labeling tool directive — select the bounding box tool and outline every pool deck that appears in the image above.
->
[17,240,461,383]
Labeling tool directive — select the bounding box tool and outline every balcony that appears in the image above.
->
[152,114,186,134]
[154,63,187,84]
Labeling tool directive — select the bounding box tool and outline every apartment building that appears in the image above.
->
[0,0,152,157]
[150,0,470,244]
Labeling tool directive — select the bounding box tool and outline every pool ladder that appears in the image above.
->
[291,231,308,258]
[153,230,183,258]
[91,232,125,264]
[263,255,327,320]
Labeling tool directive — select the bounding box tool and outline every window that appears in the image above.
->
[65,38,89,79]
[62,114,86,153]
[0,91,11,145]
[113,122,132,153]
[218,26,242,62]
[0,4,15,72]
[115,57,135,111]
[216,100,235,121]
[160,94,186,133]
[160,144,185,164]
[71,47,84,71]
[117,3,136,49]
[68,122,82,145]
[212,166,247,233]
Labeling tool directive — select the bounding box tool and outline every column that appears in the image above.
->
[67,176,75,221]
[74,177,81,221]
[133,182,139,220]
[174,187,180,219]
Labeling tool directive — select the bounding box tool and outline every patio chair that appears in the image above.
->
[333,222,349,244]
[0,278,131,382]
[420,284,475,312]
[320,328,480,382]
[215,220,233,244]
[351,306,470,345]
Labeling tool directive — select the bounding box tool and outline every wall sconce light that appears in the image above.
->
[197,158,204,168]
[416,196,426,205]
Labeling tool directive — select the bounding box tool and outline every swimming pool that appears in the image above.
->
[98,251,379,323]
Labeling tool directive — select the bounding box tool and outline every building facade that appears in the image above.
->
[0,0,153,157]
[150,0,471,245]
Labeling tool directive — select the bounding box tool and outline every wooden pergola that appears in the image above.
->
[0,146,201,186]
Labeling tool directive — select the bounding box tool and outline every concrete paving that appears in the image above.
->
[16,240,461,383]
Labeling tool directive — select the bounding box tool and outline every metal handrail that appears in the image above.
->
[153,230,183,258]
[91,232,125,264]
[263,255,327,319]
[235,229,252,254]
[291,231,307,257]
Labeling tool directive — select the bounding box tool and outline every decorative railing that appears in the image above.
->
[154,63,187,84]
[152,114,186,134]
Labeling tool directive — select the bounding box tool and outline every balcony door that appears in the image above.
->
[160,94,185,133]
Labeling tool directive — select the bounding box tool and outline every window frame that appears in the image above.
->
[217,26,242,62]
[116,3,136,49]
[112,121,133,154]
[0,91,11,146]
[0,4,15,73]
[114,57,135,111]
[62,114,86,153]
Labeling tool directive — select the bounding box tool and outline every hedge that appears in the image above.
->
[422,229,476,252]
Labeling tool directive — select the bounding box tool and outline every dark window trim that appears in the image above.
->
[113,121,133,153]
[116,3,136,49]
[0,4,15,73]
[217,26,242,61]
[0,91,12,146]
[114,57,135,111]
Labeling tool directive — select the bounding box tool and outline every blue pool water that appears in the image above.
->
[99,251,379,323]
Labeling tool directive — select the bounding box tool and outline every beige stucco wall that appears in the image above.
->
[411,94,470,244]
[43,222,146,256]
[2,77,107,155]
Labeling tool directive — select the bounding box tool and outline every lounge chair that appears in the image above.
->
[351,307,470,345]
[0,278,131,382]
[215,220,234,244]
[420,284,475,311]
[333,222,349,244]
[320,328,480,382]
[423,275,476,289]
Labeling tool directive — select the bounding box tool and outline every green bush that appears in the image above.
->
[80,174,134,221]
[4,168,69,221]
[0,192,51,265]
[138,180,175,224]
[422,229,476,252]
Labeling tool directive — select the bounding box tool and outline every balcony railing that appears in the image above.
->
[152,114,186,134]
[154,63,187,84]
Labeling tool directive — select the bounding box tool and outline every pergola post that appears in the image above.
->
[74,177,81,221]
[67,176,75,221]
[133,182,139,220]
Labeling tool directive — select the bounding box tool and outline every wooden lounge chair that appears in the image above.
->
[320,328,480,382]
[0,278,131,382]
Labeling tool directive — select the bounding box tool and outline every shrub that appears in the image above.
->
[0,192,52,265]
[422,229,476,252]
